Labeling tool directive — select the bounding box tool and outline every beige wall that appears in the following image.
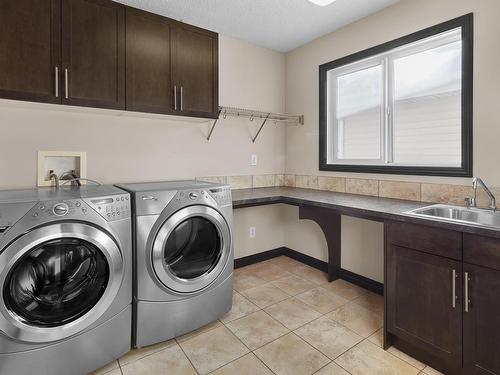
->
[234,204,287,259]
[0,34,286,260]
[284,0,500,281]
[2,1,498,278]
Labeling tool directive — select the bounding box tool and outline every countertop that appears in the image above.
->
[232,187,500,239]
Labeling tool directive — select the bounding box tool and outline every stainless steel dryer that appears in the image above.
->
[116,181,233,348]
[0,185,132,375]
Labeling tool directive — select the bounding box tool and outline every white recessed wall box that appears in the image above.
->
[37,151,87,187]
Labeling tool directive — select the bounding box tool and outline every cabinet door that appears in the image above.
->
[386,244,462,372]
[62,0,125,109]
[171,25,218,118]
[0,0,61,104]
[463,263,500,374]
[126,8,172,114]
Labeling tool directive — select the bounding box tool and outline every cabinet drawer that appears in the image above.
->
[464,234,500,271]
[386,221,462,260]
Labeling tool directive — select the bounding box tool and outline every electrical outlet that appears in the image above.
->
[249,226,256,238]
[251,154,257,166]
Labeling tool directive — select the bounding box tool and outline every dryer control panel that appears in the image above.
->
[208,186,232,206]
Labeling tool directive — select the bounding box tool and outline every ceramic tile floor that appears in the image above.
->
[90,256,446,375]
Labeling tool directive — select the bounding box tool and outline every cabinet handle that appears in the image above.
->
[452,269,457,308]
[464,271,470,313]
[54,67,59,97]
[64,68,69,99]
[180,86,183,111]
[174,85,177,110]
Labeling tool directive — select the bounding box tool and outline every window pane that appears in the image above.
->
[335,65,382,160]
[393,40,462,166]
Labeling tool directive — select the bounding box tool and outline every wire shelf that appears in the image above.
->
[207,106,304,142]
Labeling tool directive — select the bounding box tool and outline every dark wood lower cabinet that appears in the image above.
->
[386,221,500,375]
[386,243,462,373]
[463,263,500,374]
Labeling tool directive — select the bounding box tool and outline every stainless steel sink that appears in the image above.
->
[405,204,500,230]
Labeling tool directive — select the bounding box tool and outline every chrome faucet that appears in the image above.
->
[49,170,59,190]
[468,177,497,211]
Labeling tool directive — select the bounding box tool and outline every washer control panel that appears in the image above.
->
[53,203,69,216]
[26,194,130,223]
[32,200,89,219]
[86,194,131,221]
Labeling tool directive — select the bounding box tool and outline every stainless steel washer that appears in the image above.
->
[0,185,132,375]
[116,180,233,348]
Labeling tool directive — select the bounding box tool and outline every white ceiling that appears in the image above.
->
[114,0,400,52]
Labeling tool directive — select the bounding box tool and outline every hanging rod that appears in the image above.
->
[206,106,304,142]
[219,106,304,125]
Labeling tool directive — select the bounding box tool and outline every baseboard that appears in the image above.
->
[339,268,383,295]
[234,247,383,295]
[285,248,328,273]
[234,247,287,268]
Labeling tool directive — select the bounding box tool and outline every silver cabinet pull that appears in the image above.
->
[464,271,470,312]
[180,86,183,111]
[141,195,157,201]
[452,269,457,308]
[55,67,59,97]
[174,86,177,110]
[64,68,69,99]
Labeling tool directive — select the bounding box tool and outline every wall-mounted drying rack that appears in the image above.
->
[207,106,304,142]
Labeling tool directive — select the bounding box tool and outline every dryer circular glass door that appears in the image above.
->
[0,223,124,343]
[152,205,231,294]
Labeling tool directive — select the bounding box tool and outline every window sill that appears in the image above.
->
[319,162,472,177]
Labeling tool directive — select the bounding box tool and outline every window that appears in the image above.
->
[319,14,473,176]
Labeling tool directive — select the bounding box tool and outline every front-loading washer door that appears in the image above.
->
[152,205,231,294]
[0,223,124,343]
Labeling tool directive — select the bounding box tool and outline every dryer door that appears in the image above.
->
[152,205,231,293]
[0,223,123,343]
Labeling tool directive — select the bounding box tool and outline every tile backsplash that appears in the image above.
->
[196,174,500,209]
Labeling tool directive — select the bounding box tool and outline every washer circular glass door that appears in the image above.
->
[0,223,123,343]
[152,205,231,294]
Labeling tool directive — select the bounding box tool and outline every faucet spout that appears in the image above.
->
[472,177,497,211]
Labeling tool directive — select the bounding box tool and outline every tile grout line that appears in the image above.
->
[117,259,383,375]
[232,260,386,373]
[202,324,255,374]
[175,337,201,375]
[361,336,427,372]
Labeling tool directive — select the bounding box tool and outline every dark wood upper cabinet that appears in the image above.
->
[171,24,219,118]
[0,0,61,104]
[1,0,218,118]
[61,0,125,109]
[125,8,172,115]
[386,243,462,373]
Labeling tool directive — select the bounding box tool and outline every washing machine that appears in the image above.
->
[116,180,233,348]
[0,185,132,375]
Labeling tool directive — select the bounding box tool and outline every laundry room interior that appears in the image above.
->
[0,0,499,374]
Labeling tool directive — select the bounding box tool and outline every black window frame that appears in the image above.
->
[319,13,473,177]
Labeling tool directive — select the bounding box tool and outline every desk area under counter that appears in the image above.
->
[231,186,500,375]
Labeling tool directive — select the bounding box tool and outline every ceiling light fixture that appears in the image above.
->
[307,0,338,6]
